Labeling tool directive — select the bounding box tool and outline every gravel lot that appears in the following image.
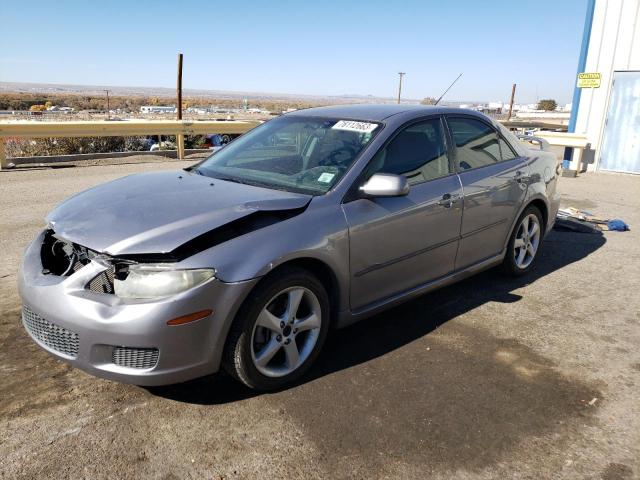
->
[1,162,639,479]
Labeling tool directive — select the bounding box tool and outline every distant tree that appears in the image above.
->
[421,97,438,105]
[537,99,557,111]
[29,104,47,112]
[44,101,53,109]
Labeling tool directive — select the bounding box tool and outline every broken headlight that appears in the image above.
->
[113,264,215,299]
[41,229,93,276]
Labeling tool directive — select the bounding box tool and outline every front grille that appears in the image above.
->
[112,346,159,369]
[86,266,115,294]
[72,257,88,273]
[22,306,79,358]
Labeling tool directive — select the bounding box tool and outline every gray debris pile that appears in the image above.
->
[554,207,630,233]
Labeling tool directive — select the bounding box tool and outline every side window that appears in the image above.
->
[448,117,502,170]
[499,137,518,160]
[369,118,450,185]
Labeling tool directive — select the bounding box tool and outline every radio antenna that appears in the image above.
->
[434,73,463,105]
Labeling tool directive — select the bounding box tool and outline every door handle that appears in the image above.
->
[438,193,460,208]
[514,170,530,183]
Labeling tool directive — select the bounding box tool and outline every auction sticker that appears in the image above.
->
[332,120,378,133]
[318,172,336,183]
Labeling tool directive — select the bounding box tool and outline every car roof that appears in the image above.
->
[285,104,480,122]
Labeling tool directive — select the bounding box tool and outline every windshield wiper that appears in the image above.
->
[191,168,243,184]
[218,176,247,185]
[213,174,258,187]
[195,169,316,194]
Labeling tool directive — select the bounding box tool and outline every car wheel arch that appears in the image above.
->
[502,196,550,252]
[250,257,342,328]
[528,198,548,233]
[208,256,342,374]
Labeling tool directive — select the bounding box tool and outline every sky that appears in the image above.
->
[0,0,588,104]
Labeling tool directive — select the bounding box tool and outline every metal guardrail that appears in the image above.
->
[0,119,260,169]
[516,134,552,151]
[0,119,591,173]
[520,131,591,175]
[501,120,568,131]
[528,131,589,148]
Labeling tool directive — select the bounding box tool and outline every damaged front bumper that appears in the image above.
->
[17,230,258,386]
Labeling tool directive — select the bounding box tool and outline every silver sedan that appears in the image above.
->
[18,105,560,390]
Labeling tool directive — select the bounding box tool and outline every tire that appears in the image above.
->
[502,205,544,276]
[223,267,330,391]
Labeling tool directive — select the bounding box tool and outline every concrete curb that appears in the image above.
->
[8,149,212,165]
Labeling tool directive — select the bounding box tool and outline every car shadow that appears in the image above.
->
[148,229,606,405]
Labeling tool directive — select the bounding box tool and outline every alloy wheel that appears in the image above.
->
[513,213,541,269]
[250,286,322,377]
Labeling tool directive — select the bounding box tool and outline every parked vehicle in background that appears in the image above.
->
[149,140,176,152]
[141,137,155,151]
[145,134,231,153]
[202,134,231,152]
[203,134,225,149]
[18,105,560,391]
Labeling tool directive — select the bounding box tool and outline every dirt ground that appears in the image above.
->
[0,162,639,480]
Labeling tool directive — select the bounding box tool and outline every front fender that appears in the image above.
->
[179,202,351,310]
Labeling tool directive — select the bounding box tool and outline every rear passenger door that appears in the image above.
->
[445,115,529,270]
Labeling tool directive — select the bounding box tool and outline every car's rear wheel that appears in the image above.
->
[223,267,329,390]
[502,205,543,276]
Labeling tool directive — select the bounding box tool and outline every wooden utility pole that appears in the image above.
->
[0,139,6,170]
[177,53,183,120]
[398,72,406,104]
[176,53,185,159]
[103,89,111,118]
[507,83,516,121]
[397,72,405,104]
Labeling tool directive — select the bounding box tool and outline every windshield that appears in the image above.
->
[194,116,380,195]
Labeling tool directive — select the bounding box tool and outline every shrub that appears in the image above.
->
[537,99,557,111]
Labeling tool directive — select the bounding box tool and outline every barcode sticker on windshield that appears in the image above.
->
[318,172,335,183]
[332,120,378,133]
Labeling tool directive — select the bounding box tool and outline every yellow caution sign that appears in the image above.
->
[577,73,601,88]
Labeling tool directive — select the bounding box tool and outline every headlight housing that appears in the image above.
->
[113,264,215,299]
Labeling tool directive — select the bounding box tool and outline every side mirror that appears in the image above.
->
[359,173,410,197]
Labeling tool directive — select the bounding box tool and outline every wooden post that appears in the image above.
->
[177,134,185,160]
[569,147,584,176]
[397,72,405,104]
[177,53,183,121]
[0,138,7,169]
[507,83,516,121]
[177,53,184,160]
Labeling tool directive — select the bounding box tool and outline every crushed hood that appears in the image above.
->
[47,170,311,256]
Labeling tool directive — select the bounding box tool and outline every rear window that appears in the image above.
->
[495,122,527,157]
[448,117,502,170]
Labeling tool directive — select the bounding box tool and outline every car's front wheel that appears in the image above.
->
[223,267,330,390]
[503,205,544,276]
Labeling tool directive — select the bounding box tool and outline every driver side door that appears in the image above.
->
[342,117,463,311]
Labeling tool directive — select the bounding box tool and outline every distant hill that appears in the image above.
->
[0,81,420,105]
